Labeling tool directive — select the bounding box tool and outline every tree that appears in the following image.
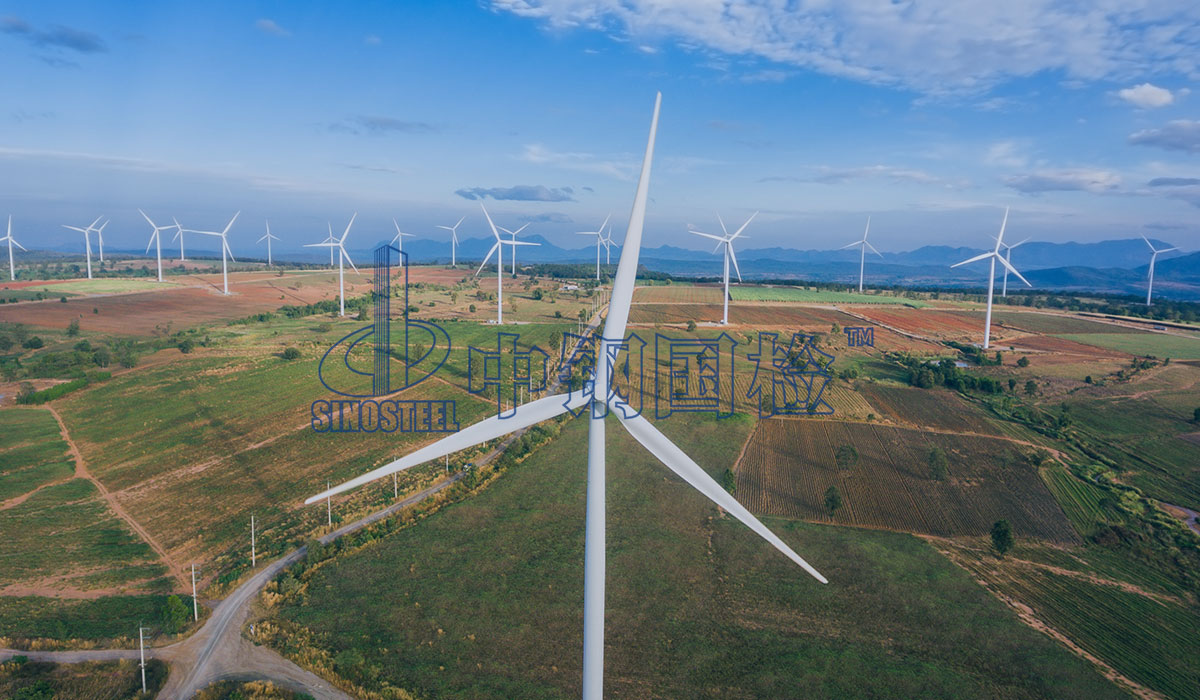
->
[686,320,697,332]
[1024,380,1037,396]
[991,519,1013,556]
[928,447,949,481]
[178,338,195,354]
[469,304,476,313]
[161,594,189,633]
[824,485,842,515]
[1193,407,1200,423]
[1017,356,1030,368]
[22,336,43,349]
[835,444,859,470]
[282,347,301,360]
[1008,378,1017,391]
[67,319,80,336]
[721,468,736,494]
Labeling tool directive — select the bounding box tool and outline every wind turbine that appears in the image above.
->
[499,224,530,275]
[391,220,416,263]
[599,220,617,264]
[1,216,26,281]
[139,209,174,282]
[1142,236,1178,306]
[171,219,186,262]
[258,221,281,266]
[839,217,882,293]
[576,214,611,280]
[188,212,240,295]
[322,224,336,268]
[999,236,1031,298]
[690,211,756,325]
[305,94,826,700]
[436,216,465,267]
[62,216,103,279]
[95,219,108,264]
[305,214,358,316]
[951,208,1030,349]
[475,205,537,324]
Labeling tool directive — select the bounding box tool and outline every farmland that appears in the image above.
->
[735,418,1078,542]
[730,286,928,305]
[1059,332,1200,359]
[262,412,1121,699]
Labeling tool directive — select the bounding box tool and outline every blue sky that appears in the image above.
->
[2,1,1199,257]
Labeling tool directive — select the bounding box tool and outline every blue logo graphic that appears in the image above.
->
[845,326,875,347]
[746,332,835,418]
[311,244,459,433]
[655,333,736,419]
[557,331,646,419]
[468,332,550,418]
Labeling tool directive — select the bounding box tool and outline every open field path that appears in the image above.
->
[43,404,190,591]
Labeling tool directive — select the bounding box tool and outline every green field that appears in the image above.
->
[22,279,181,295]
[264,413,1121,699]
[1059,332,1200,359]
[731,286,928,306]
[0,657,167,699]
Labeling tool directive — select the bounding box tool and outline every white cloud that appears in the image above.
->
[491,1,1200,95]
[984,141,1029,168]
[1129,120,1200,153]
[759,165,963,188]
[364,34,382,45]
[1004,168,1122,194]
[1116,82,1175,108]
[255,18,290,37]
[520,143,637,180]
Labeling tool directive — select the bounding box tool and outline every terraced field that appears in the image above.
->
[857,385,1000,434]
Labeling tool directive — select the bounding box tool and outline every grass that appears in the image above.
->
[0,657,167,699]
[19,279,181,295]
[731,286,928,306]
[1059,332,1200,359]
[265,412,1121,699]
[0,595,178,646]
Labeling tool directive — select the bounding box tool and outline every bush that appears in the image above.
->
[282,347,301,360]
[178,338,196,354]
[835,444,859,470]
[991,519,1014,556]
[67,319,80,336]
[1017,356,1030,368]
[469,304,477,313]
[16,377,88,405]
[161,594,189,633]
[686,320,697,332]
[928,447,949,480]
[22,336,43,349]
[1024,380,1037,395]
[721,468,736,494]
[1194,407,1200,423]
[73,340,91,352]
[92,347,111,367]
[824,485,842,514]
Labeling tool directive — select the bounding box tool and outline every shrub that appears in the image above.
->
[991,519,1014,556]
[282,347,301,360]
[178,338,196,354]
[721,468,736,494]
[92,347,111,367]
[1017,356,1030,368]
[161,595,189,633]
[686,320,697,332]
[74,340,91,352]
[824,485,842,514]
[835,444,859,470]
[67,319,80,336]
[928,447,949,481]
[469,304,477,313]
[1024,380,1037,395]
[22,336,43,349]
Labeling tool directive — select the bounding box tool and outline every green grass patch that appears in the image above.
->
[0,657,168,699]
[1058,332,1200,359]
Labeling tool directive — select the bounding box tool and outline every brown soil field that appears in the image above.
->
[1007,334,1131,359]
[854,307,983,338]
[632,284,724,304]
[857,384,1001,434]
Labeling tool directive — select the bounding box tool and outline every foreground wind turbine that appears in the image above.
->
[475,206,537,323]
[189,212,240,295]
[951,208,1030,349]
[305,214,358,316]
[305,94,825,700]
[576,214,611,280]
[139,210,174,282]
[436,216,465,267]
[391,220,416,263]
[839,217,882,293]
[258,221,281,266]
[690,211,756,325]
[2,216,26,281]
[499,223,530,275]
[999,236,1030,297]
[62,216,103,279]
[1142,236,1178,306]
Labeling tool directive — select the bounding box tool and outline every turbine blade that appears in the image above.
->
[994,207,1009,252]
[731,211,757,239]
[951,251,993,268]
[454,216,465,229]
[11,239,26,251]
[995,254,1031,287]
[341,247,359,274]
[690,230,725,242]
[1142,235,1154,251]
[863,215,870,240]
[305,390,588,504]
[612,406,826,584]
[728,244,742,282]
[480,203,502,242]
[717,212,729,237]
[839,240,862,250]
[222,211,241,236]
[341,213,357,242]
[865,241,882,257]
[139,209,156,228]
[475,242,500,276]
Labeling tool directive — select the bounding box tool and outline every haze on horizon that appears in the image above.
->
[2,1,1199,256]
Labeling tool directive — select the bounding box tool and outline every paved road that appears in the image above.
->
[0,305,609,698]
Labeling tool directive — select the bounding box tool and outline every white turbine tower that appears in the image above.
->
[62,216,103,279]
[1,216,26,281]
[139,209,174,282]
[839,217,882,293]
[305,93,826,700]
[600,220,616,264]
[305,214,358,316]
[95,219,108,264]
[436,216,465,267]
[390,220,416,263]
[189,212,240,295]
[576,214,611,280]
[951,208,1031,349]
[475,205,537,324]
[1142,236,1178,306]
[689,211,756,325]
[999,236,1030,298]
[171,219,186,262]
[258,221,281,267]
[499,224,530,275]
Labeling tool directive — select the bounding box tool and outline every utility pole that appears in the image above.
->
[250,515,256,569]
[138,624,150,693]
[393,472,398,499]
[190,564,199,622]
[327,480,332,527]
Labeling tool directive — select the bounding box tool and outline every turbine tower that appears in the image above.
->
[476,205,537,324]
[600,221,616,264]
[951,208,1031,349]
[999,236,1030,298]
[1,216,26,281]
[436,216,465,267]
[390,219,416,264]
[95,219,108,264]
[305,214,358,316]
[62,216,103,279]
[188,212,240,295]
[576,214,611,280]
[839,216,882,293]
[139,209,174,282]
[689,211,756,325]
[1142,236,1178,306]
[499,224,530,275]
[257,221,281,266]
[305,93,826,700]
[171,218,187,261]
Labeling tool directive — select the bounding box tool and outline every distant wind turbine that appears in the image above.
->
[951,208,1030,349]
[62,216,103,279]
[258,221,281,266]
[576,214,611,280]
[305,214,358,316]
[999,236,1030,298]
[188,212,240,295]
[499,223,530,275]
[600,221,616,264]
[476,205,538,324]
[171,218,186,261]
[839,216,882,293]
[2,216,26,281]
[690,211,756,325]
[305,94,826,700]
[391,220,416,263]
[1142,236,1178,306]
[139,209,175,282]
[96,219,108,264]
[436,216,465,267]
